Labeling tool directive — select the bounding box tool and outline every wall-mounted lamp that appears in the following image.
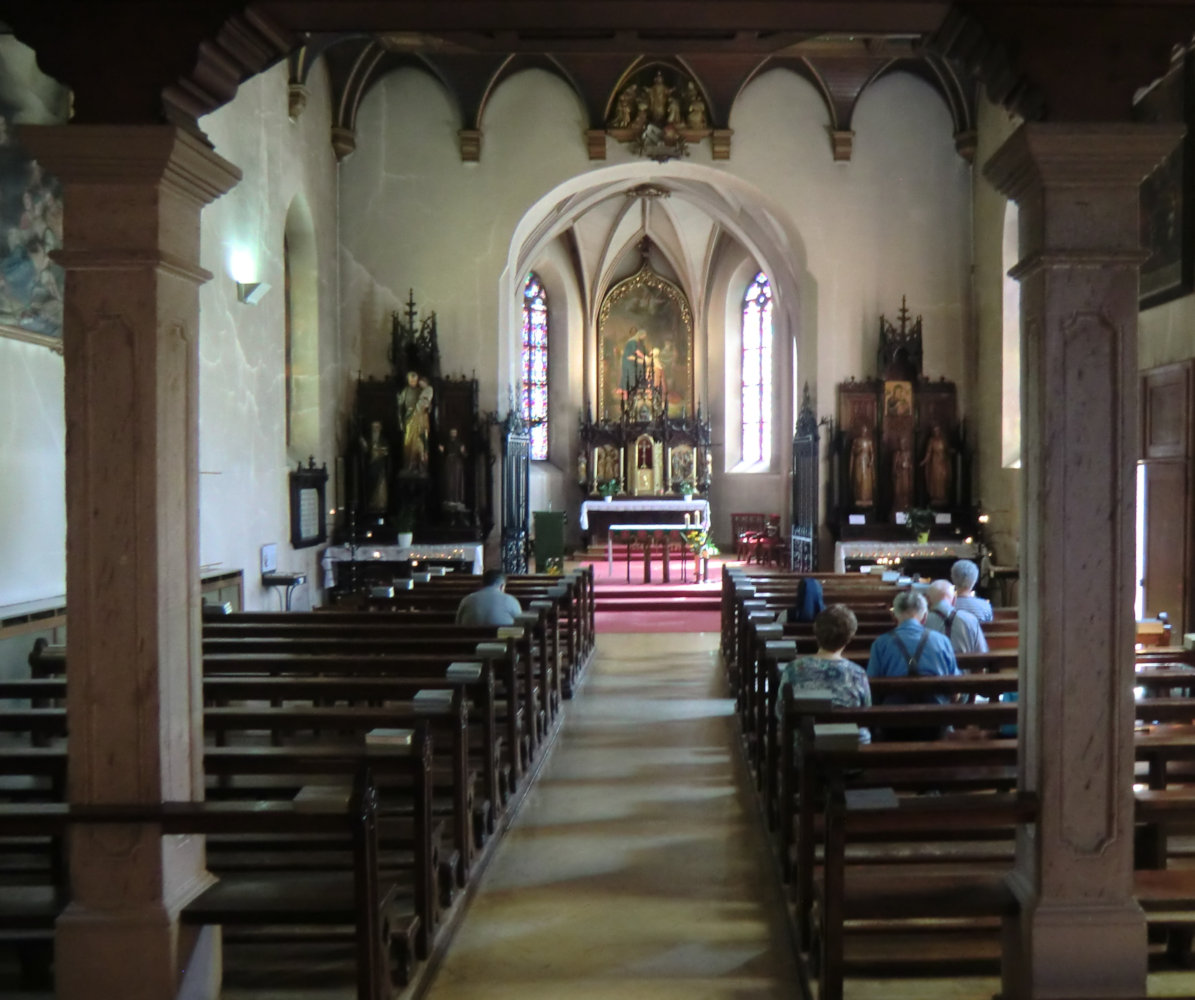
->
[236,281,270,305]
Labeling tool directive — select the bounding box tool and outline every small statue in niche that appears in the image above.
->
[891,441,913,513]
[611,86,637,128]
[361,420,391,513]
[921,424,951,506]
[397,370,434,476]
[684,81,707,129]
[438,427,467,509]
[849,423,875,508]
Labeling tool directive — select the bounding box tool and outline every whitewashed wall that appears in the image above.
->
[198,60,343,609]
[338,63,973,559]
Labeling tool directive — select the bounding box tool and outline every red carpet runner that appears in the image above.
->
[575,553,727,634]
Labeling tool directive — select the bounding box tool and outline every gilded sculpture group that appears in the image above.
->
[608,71,708,132]
[850,423,950,510]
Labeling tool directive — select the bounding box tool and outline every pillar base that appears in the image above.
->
[1004,892,1147,999]
[55,901,220,1000]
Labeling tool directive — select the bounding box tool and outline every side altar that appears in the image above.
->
[339,292,495,551]
[829,297,977,546]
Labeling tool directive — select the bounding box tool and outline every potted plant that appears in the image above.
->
[676,478,696,501]
[597,477,620,501]
[395,507,416,548]
[904,507,936,543]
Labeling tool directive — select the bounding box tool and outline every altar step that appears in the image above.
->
[591,584,721,613]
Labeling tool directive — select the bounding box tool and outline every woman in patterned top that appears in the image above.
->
[776,603,872,742]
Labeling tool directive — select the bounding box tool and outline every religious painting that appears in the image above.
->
[0,110,65,349]
[882,380,913,419]
[1136,52,1195,309]
[597,261,693,420]
[593,443,621,488]
[669,443,695,489]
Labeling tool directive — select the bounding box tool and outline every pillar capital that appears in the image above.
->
[985,122,1184,201]
[20,124,240,271]
[20,124,240,206]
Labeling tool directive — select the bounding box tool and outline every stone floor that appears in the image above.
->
[421,630,801,1000]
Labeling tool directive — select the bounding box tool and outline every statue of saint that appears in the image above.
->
[891,441,913,513]
[647,71,671,123]
[849,424,875,507]
[684,81,707,129]
[438,427,467,507]
[397,370,434,476]
[921,424,950,505]
[361,420,390,513]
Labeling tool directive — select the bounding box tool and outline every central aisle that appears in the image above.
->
[423,631,800,999]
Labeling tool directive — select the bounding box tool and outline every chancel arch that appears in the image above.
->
[501,160,809,543]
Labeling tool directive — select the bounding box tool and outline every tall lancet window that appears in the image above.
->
[741,271,773,467]
[521,273,549,461]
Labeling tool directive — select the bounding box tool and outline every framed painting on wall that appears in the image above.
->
[1136,51,1195,310]
[0,110,64,350]
[597,261,693,420]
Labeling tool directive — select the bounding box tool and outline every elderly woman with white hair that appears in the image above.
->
[950,559,992,622]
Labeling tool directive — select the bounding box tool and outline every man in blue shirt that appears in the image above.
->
[455,569,523,626]
[924,579,988,654]
[867,590,960,739]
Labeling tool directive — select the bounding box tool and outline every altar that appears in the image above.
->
[580,498,710,539]
[833,539,979,575]
[322,541,484,589]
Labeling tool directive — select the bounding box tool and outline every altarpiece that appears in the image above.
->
[579,242,711,500]
[341,292,494,548]
[830,298,975,541]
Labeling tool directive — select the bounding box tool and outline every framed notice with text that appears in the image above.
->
[289,459,328,549]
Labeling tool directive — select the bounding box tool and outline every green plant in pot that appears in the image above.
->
[395,507,417,547]
[597,477,620,500]
[904,507,936,543]
[675,478,696,500]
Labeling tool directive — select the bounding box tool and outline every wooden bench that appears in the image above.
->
[0,756,424,999]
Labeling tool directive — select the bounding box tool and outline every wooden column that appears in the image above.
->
[985,122,1183,998]
[20,125,240,1000]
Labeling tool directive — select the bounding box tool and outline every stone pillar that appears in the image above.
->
[19,125,240,1000]
[985,122,1183,998]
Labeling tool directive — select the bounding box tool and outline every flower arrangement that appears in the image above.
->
[674,478,696,498]
[597,477,621,498]
[903,507,936,539]
[683,526,719,558]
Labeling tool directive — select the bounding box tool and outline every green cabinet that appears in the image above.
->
[532,511,566,574]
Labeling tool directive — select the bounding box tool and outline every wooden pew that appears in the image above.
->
[0,753,427,999]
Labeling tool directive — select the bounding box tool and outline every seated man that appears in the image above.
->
[924,578,988,654]
[951,558,993,622]
[867,590,960,740]
[455,569,523,626]
[776,603,872,742]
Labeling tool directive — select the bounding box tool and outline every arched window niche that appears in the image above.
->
[284,196,320,462]
[521,272,549,460]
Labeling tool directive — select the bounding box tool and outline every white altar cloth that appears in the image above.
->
[833,540,979,574]
[322,542,484,587]
[579,498,710,531]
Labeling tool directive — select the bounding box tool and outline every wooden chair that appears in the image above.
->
[731,513,766,561]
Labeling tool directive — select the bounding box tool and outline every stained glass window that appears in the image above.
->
[741,272,773,466]
[522,273,549,460]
